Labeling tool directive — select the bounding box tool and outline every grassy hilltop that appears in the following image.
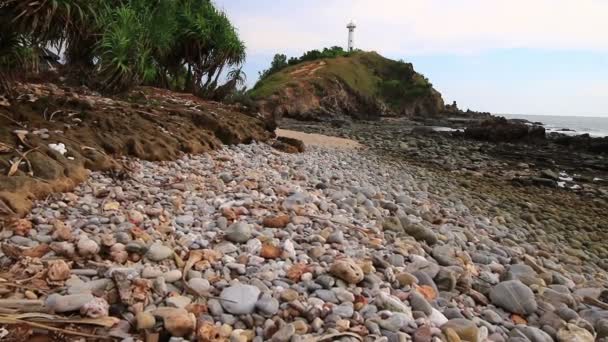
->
[250,50,445,121]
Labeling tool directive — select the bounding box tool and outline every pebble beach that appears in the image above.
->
[2,133,608,341]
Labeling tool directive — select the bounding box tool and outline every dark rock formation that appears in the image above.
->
[465,117,546,142]
[552,134,608,154]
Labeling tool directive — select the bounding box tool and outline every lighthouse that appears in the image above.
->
[347,20,356,52]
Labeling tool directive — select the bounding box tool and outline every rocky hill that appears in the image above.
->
[250,51,447,122]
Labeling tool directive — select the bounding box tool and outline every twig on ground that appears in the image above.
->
[0,113,26,128]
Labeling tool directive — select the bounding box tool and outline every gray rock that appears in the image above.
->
[270,323,295,342]
[376,312,413,332]
[431,245,460,266]
[327,230,345,244]
[510,325,553,342]
[45,293,95,313]
[597,319,608,338]
[187,278,211,296]
[175,215,194,226]
[409,291,432,316]
[220,284,260,314]
[490,280,537,315]
[146,243,173,261]
[208,298,224,316]
[435,268,457,292]
[505,264,543,287]
[375,292,413,318]
[332,288,355,303]
[315,275,335,289]
[481,309,503,324]
[166,295,192,308]
[255,294,279,316]
[332,303,354,318]
[400,218,438,245]
[225,222,252,243]
[314,289,339,303]
[382,217,403,232]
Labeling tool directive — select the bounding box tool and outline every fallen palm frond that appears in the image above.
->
[0,313,114,339]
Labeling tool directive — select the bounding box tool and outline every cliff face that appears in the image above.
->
[250,52,445,122]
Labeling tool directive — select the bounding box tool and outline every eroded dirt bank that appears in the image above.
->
[0,83,273,216]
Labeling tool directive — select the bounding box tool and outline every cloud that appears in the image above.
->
[223,0,608,55]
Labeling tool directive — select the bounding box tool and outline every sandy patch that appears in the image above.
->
[276,128,362,149]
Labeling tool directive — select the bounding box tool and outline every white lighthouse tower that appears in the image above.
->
[347,20,356,51]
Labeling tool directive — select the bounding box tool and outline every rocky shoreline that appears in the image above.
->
[0,125,606,341]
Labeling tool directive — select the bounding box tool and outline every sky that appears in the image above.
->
[215,0,608,117]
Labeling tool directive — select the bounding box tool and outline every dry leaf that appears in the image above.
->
[286,263,311,282]
[221,207,237,221]
[51,220,73,241]
[103,201,120,211]
[12,130,28,146]
[196,321,224,342]
[7,218,32,236]
[46,260,70,282]
[511,314,527,325]
[262,215,290,228]
[416,285,437,300]
[1,244,23,259]
[185,303,207,316]
[7,157,23,176]
[132,279,151,304]
[0,142,12,153]
[260,244,282,259]
[22,244,51,258]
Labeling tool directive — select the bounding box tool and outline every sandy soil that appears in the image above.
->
[276,128,362,149]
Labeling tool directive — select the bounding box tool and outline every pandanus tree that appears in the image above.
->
[0,0,96,95]
[0,0,246,98]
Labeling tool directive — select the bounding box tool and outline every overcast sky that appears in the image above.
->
[215,0,608,117]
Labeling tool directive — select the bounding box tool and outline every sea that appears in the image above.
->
[501,114,608,138]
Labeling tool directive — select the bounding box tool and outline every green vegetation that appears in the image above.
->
[0,0,246,98]
[250,50,435,111]
[258,46,356,80]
